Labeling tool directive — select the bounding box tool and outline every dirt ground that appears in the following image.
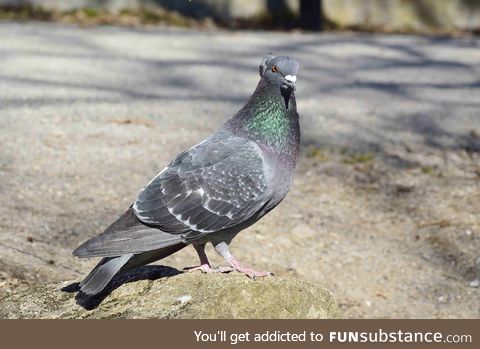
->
[0,22,479,318]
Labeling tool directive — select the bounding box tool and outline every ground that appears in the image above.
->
[0,22,479,318]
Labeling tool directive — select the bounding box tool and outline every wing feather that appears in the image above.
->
[133,132,271,236]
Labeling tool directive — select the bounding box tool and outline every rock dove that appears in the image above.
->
[73,54,300,295]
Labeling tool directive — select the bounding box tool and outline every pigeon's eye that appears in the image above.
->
[271,65,278,73]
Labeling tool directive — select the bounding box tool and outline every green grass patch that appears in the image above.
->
[82,8,99,18]
[421,166,434,174]
[342,152,374,165]
[305,146,330,162]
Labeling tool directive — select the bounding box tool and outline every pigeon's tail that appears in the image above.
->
[79,253,134,295]
[79,243,187,295]
[73,207,186,258]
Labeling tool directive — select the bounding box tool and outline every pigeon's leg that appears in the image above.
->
[214,242,273,279]
[184,243,234,273]
[183,243,217,273]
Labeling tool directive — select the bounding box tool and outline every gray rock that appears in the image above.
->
[0,272,341,319]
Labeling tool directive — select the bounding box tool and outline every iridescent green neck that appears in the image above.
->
[228,79,298,151]
[245,97,290,148]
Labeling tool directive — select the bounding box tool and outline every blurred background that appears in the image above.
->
[1,0,480,33]
[0,0,479,318]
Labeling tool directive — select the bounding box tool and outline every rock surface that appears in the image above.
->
[0,270,341,319]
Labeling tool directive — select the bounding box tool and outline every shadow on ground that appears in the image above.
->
[62,265,182,310]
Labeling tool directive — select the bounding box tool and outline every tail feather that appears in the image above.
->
[80,254,134,295]
[79,257,110,288]
[121,243,187,271]
[73,207,185,258]
[79,243,187,295]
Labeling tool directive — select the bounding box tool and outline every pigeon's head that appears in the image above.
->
[259,53,299,91]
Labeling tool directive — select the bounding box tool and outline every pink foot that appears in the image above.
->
[227,257,273,279]
[183,264,216,273]
[216,266,235,273]
[236,266,273,279]
[183,264,234,274]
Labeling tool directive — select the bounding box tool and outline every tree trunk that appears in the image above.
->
[300,0,323,31]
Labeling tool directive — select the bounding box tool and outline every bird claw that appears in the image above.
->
[216,266,235,273]
[224,255,274,279]
[183,264,235,274]
[236,268,274,280]
[183,264,216,273]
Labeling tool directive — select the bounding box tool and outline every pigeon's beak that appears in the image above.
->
[282,75,296,91]
[285,75,297,84]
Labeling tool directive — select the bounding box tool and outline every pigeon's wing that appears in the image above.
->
[133,134,272,237]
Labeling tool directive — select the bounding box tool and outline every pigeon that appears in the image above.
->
[73,54,300,295]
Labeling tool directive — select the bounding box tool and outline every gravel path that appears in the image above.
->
[0,22,479,318]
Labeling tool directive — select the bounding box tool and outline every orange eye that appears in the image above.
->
[271,65,278,72]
